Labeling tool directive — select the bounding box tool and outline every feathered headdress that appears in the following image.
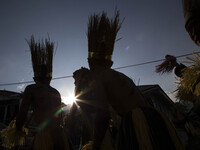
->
[176,86,200,103]
[155,55,186,77]
[87,11,122,60]
[176,52,200,103]
[155,55,178,74]
[182,0,200,46]
[27,35,54,78]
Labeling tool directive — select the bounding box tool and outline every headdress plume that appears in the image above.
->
[155,55,177,74]
[26,35,54,78]
[87,10,123,60]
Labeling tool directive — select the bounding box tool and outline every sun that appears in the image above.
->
[62,94,76,105]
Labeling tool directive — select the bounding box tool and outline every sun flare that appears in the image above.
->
[62,94,76,105]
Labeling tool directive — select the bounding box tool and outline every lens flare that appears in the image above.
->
[62,94,76,105]
[37,108,64,132]
[125,46,130,51]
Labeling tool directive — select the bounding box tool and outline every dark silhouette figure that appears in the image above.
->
[71,11,183,150]
[16,36,71,150]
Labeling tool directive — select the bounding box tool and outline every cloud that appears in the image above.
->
[17,84,25,90]
[17,79,25,90]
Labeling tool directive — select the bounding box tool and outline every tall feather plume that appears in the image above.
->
[155,55,177,74]
[87,10,123,55]
[26,35,54,77]
[177,52,200,100]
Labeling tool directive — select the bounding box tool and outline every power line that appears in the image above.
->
[0,75,73,86]
[114,52,199,70]
[0,52,199,86]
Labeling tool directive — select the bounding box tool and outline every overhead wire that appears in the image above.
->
[113,52,199,70]
[0,52,199,86]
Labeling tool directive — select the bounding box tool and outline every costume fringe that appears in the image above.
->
[158,110,184,150]
[0,120,28,149]
[131,108,153,150]
[33,127,71,150]
[81,130,114,150]
[185,121,200,136]
[33,128,53,150]
[81,141,93,150]
[118,108,183,150]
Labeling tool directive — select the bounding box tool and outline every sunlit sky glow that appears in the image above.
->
[62,94,76,105]
[0,0,199,102]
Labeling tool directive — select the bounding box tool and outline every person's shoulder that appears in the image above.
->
[49,86,61,96]
[106,69,133,82]
[24,84,37,91]
[23,84,37,95]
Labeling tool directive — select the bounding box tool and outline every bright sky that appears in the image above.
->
[0,0,199,103]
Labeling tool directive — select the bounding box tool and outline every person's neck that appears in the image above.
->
[36,80,50,85]
[91,66,109,71]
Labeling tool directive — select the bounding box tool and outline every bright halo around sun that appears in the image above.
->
[62,94,76,105]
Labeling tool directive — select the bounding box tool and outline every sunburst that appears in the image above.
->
[62,94,76,105]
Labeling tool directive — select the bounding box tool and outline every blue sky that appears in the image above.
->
[0,0,199,103]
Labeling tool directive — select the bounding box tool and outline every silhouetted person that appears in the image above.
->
[72,11,183,150]
[16,36,71,150]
